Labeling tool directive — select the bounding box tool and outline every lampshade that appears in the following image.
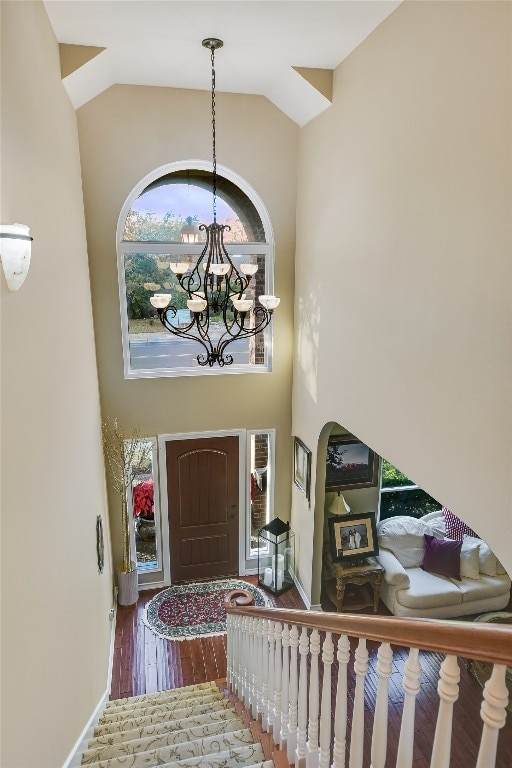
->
[329,492,351,516]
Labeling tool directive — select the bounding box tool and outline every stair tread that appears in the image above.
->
[82,717,245,762]
[89,708,240,748]
[98,692,224,724]
[105,681,216,709]
[156,744,267,768]
[94,699,232,737]
[81,728,256,768]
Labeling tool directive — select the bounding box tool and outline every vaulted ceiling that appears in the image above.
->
[44,0,401,125]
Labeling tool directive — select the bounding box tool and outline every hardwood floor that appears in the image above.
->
[110,577,512,767]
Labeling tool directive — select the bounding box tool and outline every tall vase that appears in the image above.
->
[117,561,138,606]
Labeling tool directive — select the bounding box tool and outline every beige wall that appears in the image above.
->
[77,85,297,568]
[292,0,512,603]
[1,3,114,766]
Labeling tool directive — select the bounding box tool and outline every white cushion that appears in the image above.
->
[395,567,462,609]
[458,538,481,580]
[377,517,428,568]
[464,535,497,576]
[496,560,508,575]
[453,574,511,603]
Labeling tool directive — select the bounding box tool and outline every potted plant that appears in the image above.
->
[102,418,153,605]
[133,478,155,540]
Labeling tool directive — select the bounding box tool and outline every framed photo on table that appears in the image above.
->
[325,433,378,491]
[293,437,311,502]
[328,511,379,564]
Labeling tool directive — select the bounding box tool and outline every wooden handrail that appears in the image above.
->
[226,605,512,665]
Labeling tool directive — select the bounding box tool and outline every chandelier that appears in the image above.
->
[149,38,280,367]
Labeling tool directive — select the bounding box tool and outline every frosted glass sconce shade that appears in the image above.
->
[0,223,33,291]
[150,294,172,309]
[232,298,253,312]
[170,262,190,275]
[259,295,280,310]
[210,263,230,276]
[240,263,258,276]
[187,298,207,313]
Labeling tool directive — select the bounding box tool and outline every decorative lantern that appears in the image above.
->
[257,516,295,595]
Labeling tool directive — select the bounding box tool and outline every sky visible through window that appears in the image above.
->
[132,183,237,226]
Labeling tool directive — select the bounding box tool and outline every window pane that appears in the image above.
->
[379,488,442,521]
[381,458,415,488]
[129,440,159,571]
[250,433,271,554]
[124,252,268,371]
[123,170,266,243]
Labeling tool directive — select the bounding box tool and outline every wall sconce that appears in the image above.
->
[0,223,33,291]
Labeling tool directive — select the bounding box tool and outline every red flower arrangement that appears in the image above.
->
[132,479,154,519]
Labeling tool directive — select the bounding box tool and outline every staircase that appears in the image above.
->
[81,679,286,768]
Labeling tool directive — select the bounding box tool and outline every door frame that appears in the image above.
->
[158,429,246,586]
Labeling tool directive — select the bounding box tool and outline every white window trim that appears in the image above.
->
[246,428,276,561]
[116,160,276,379]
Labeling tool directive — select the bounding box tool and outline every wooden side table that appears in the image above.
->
[323,550,384,613]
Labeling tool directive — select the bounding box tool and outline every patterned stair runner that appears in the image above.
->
[82,680,277,768]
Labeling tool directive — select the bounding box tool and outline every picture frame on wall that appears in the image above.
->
[325,433,379,491]
[293,437,311,502]
[328,511,379,564]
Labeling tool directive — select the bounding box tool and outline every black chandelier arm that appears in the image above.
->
[213,306,272,354]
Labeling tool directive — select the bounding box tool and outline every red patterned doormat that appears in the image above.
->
[142,579,270,641]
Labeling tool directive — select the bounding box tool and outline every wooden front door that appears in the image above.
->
[166,436,239,582]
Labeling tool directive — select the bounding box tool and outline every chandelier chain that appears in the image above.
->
[210,45,217,222]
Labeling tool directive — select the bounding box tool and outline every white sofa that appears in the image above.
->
[376,512,511,619]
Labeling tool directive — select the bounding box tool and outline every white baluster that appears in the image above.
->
[242,615,250,707]
[476,663,509,768]
[430,654,460,768]
[256,617,264,721]
[267,621,276,735]
[235,614,242,697]
[288,624,300,764]
[261,619,270,730]
[280,623,291,749]
[248,616,256,716]
[274,622,283,737]
[296,626,310,768]
[396,647,421,768]
[349,638,369,768]
[319,632,334,768]
[226,613,231,687]
[370,642,393,768]
[332,634,350,768]
[307,628,321,768]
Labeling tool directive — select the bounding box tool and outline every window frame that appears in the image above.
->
[116,160,276,379]
[246,428,276,560]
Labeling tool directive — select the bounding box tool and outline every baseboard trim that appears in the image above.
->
[291,569,311,610]
[62,600,117,768]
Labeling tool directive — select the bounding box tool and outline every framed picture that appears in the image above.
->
[325,433,378,491]
[294,437,311,501]
[328,511,379,564]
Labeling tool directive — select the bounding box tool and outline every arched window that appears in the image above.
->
[117,161,275,378]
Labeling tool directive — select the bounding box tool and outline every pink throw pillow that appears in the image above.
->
[442,507,479,541]
[422,533,461,580]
